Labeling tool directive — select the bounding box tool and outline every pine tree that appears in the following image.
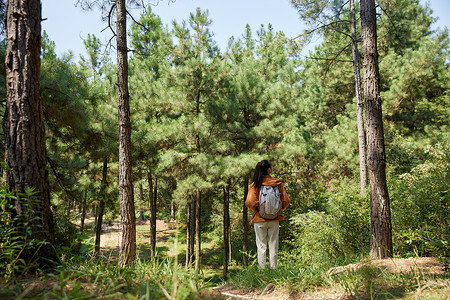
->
[4,0,55,264]
[360,0,392,258]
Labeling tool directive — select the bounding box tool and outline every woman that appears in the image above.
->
[245,160,290,269]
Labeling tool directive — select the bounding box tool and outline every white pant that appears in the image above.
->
[254,220,279,269]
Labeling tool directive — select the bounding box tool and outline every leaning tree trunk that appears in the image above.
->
[116,0,136,265]
[360,0,393,259]
[5,0,55,263]
[95,156,108,254]
[350,0,367,195]
[242,177,249,266]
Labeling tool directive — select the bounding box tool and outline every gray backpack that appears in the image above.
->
[259,185,282,219]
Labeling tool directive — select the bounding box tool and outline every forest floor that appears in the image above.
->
[97,219,449,299]
[1,218,448,299]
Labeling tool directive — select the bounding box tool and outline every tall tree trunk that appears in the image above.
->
[5,0,55,263]
[242,177,249,266]
[95,156,108,254]
[195,189,201,271]
[147,171,156,259]
[80,189,87,235]
[350,0,367,195]
[78,188,87,254]
[116,0,136,265]
[190,197,196,265]
[360,0,393,259]
[150,175,157,259]
[139,183,144,221]
[223,185,230,280]
[186,200,191,266]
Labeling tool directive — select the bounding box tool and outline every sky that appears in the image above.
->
[41,0,450,60]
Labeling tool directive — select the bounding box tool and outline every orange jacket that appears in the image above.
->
[245,175,290,223]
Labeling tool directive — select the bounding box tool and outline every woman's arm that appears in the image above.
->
[245,184,259,211]
[279,184,290,210]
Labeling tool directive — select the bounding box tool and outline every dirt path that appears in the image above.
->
[98,219,178,257]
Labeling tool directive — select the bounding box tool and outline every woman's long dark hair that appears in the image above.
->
[251,160,272,189]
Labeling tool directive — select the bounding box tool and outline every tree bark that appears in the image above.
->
[223,185,230,280]
[95,156,108,254]
[350,0,367,195]
[242,177,249,266]
[195,189,201,271]
[150,175,157,259]
[78,188,87,253]
[186,200,191,266]
[5,0,55,263]
[139,183,144,221]
[116,0,136,265]
[80,189,87,235]
[147,171,156,259]
[360,0,393,258]
[190,197,196,265]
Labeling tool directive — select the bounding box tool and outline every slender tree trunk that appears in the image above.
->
[150,175,157,258]
[147,171,156,259]
[350,0,367,195]
[227,184,232,265]
[5,0,55,263]
[95,156,108,254]
[186,200,191,266]
[139,183,144,221]
[171,198,175,220]
[242,177,249,266]
[190,197,196,265]
[360,0,393,258]
[195,189,201,271]
[80,189,87,235]
[116,0,136,265]
[223,186,230,280]
[78,188,87,253]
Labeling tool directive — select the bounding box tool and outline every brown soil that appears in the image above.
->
[327,257,446,276]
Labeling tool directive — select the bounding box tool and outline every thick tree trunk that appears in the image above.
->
[195,189,201,271]
[95,156,108,254]
[350,0,367,195]
[5,0,55,263]
[242,177,249,266]
[360,0,393,259]
[223,186,230,280]
[116,0,136,265]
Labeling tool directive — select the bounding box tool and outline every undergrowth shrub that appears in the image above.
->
[0,187,49,281]
[283,179,369,268]
[389,143,449,258]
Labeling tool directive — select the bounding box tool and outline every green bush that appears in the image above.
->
[0,187,48,280]
[389,143,449,258]
[283,179,369,267]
